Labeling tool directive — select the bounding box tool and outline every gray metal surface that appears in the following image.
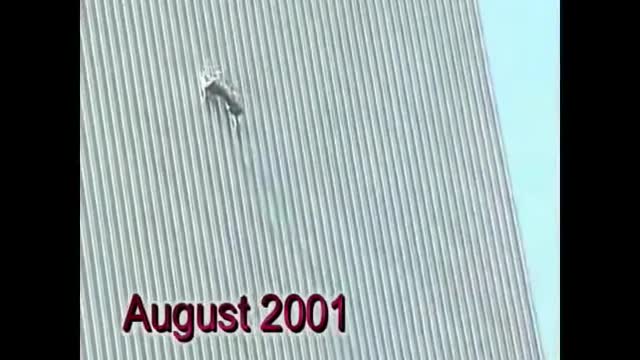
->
[80,0,543,359]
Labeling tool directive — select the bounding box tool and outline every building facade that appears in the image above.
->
[80,0,544,358]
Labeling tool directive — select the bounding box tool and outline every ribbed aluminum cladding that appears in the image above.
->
[80,0,544,359]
